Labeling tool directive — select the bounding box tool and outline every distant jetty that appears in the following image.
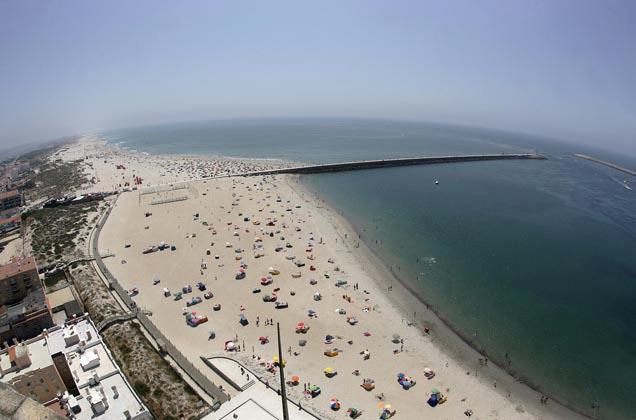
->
[243,153,546,176]
[574,153,636,177]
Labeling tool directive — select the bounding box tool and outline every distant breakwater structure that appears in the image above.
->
[575,153,636,177]
[242,153,547,176]
[135,153,547,194]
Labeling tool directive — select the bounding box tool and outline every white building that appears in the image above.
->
[0,315,152,419]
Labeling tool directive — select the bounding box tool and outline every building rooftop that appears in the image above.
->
[46,318,99,356]
[0,256,37,279]
[0,381,64,419]
[46,287,75,310]
[0,189,20,200]
[0,338,54,382]
[0,288,48,327]
[0,215,21,226]
[74,373,147,419]
[67,344,114,387]
[0,316,150,419]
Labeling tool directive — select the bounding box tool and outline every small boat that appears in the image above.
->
[434,180,439,185]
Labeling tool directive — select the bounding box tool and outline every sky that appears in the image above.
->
[0,0,634,154]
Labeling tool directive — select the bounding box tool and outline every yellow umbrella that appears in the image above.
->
[324,367,334,374]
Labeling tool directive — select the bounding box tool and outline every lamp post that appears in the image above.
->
[277,322,290,420]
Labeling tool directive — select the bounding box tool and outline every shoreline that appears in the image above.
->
[290,176,588,420]
[76,138,588,419]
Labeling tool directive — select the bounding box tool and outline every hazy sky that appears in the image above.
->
[1,0,634,154]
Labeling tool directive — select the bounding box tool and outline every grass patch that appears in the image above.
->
[43,271,66,287]
[134,381,150,397]
[24,201,101,266]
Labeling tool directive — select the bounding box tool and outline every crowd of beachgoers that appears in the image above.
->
[54,138,576,419]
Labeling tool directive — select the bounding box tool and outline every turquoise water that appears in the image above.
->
[104,119,636,419]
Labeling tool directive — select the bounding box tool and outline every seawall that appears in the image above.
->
[574,153,636,177]
[242,153,546,176]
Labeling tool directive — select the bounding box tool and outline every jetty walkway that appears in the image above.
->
[575,153,636,177]
[240,153,546,176]
[133,153,546,195]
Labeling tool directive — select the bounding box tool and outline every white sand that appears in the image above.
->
[65,139,582,419]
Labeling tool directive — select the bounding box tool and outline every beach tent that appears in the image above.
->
[427,388,444,407]
[360,378,375,391]
[324,349,339,357]
[329,398,341,410]
[308,384,321,397]
[346,407,362,418]
[379,405,396,419]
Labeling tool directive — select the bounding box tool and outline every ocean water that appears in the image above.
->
[103,119,636,419]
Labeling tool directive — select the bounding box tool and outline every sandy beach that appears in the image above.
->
[59,139,582,419]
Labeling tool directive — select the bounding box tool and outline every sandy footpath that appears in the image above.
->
[64,139,579,419]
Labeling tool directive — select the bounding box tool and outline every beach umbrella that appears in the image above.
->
[377,402,385,409]
[291,375,300,383]
[392,334,401,343]
[424,368,432,374]
[324,367,334,374]
[299,339,307,346]
[397,373,406,380]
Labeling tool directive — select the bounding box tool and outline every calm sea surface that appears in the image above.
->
[104,119,636,419]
